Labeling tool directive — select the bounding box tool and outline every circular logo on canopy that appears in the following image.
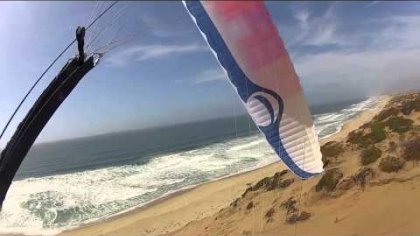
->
[245,91,280,127]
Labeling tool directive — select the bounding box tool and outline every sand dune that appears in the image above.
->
[63,93,420,236]
[173,93,420,236]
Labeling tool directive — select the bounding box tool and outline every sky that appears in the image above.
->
[0,1,420,145]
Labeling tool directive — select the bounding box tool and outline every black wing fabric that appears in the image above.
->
[0,56,95,208]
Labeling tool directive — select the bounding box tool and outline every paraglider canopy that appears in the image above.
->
[184,1,324,179]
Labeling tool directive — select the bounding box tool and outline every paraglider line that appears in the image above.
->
[0,1,118,143]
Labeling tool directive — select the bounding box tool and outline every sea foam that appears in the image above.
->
[0,97,381,235]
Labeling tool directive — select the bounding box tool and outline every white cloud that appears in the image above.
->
[290,9,420,105]
[106,43,207,66]
[292,10,310,44]
[174,79,183,84]
[194,69,226,84]
[291,7,420,98]
[365,1,380,9]
[134,44,206,61]
[292,4,420,50]
[292,3,343,47]
[295,9,310,25]
[310,23,338,46]
[295,48,420,96]
[375,16,420,49]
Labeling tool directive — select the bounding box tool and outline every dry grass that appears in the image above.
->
[379,156,405,173]
[402,138,420,162]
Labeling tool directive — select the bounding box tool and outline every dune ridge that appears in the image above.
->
[173,92,420,236]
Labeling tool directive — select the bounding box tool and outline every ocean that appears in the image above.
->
[0,97,380,235]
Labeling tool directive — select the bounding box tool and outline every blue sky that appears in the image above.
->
[0,1,420,145]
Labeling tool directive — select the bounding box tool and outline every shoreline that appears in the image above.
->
[320,96,390,145]
[62,161,280,234]
[62,163,285,236]
[61,96,391,236]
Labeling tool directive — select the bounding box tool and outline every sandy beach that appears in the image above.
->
[61,96,394,236]
[61,162,285,236]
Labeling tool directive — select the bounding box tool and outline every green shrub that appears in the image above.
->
[347,125,386,148]
[321,141,344,167]
[415,98,420,111]
[373,107,399,121]
[371,121,386,130]
[347,130,372,148]
[366,122,387,143]
[321,141,344,158]
[400,95,420,113]
[360,146,382,165]
[401,102,414,115]
[315,169,343,192]
[347,123,386,148]
[402,138,420,161]
[347,130,364,144]
[379,156,405,173]
[242,170,292,196]
[363,132,385,145]
[385,116,414,134]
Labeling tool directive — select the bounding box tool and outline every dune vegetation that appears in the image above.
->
[173,93,420,236]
